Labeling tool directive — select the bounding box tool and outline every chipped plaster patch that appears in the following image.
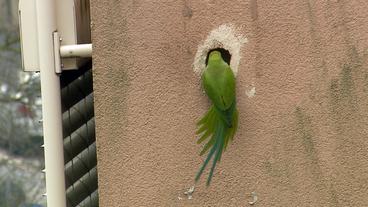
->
[183,186,195,200]
[193,24,248,76]
[246,87,256,98]
[248,192,258,205]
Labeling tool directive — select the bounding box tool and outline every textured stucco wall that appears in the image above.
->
[91,1,368,206]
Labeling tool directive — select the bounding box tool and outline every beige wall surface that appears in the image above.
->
[91,0,368,206]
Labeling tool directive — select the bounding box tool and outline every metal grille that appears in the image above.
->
[60,62,98,207]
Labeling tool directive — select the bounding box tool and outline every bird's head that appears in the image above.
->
[208,51,222,61]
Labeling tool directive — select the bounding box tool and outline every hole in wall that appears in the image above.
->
[193,24,247,75]
[205,48,231,66]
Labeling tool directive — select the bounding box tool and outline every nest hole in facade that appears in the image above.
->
[205,48,231,66]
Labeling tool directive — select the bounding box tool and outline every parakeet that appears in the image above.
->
[195,50,238,186]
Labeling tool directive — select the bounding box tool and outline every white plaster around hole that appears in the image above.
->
[193,24,248,76]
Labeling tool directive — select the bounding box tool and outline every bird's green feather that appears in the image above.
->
[195,51,238,186]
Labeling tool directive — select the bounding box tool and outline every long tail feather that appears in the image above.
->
[195,139,218,182]
[206,123,225,186]
[195,102,238,185]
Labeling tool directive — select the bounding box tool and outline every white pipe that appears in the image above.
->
[60,43,92,58]
[36,0,67,206]
[53,32,62,73]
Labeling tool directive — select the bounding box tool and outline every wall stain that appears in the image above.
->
[325,46,368,206]
[364,73,368,94]
[303,0,328,75]
[301,0,330,106]
[250,0,258,21]
[182,0,193,18]
[249,0,263,78]
[328,46,362,126]
[359,49,368,97]
[340,63,354,101]
[181,0,192,60]
[294,107,339,206]
[336,0,355,51]
[264,159,292,186]
[295,107,317,160]
[329,78,340,120]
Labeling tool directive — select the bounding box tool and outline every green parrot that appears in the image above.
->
[195,50,238,186]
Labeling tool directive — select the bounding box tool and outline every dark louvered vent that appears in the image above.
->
[60,62,98,207]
